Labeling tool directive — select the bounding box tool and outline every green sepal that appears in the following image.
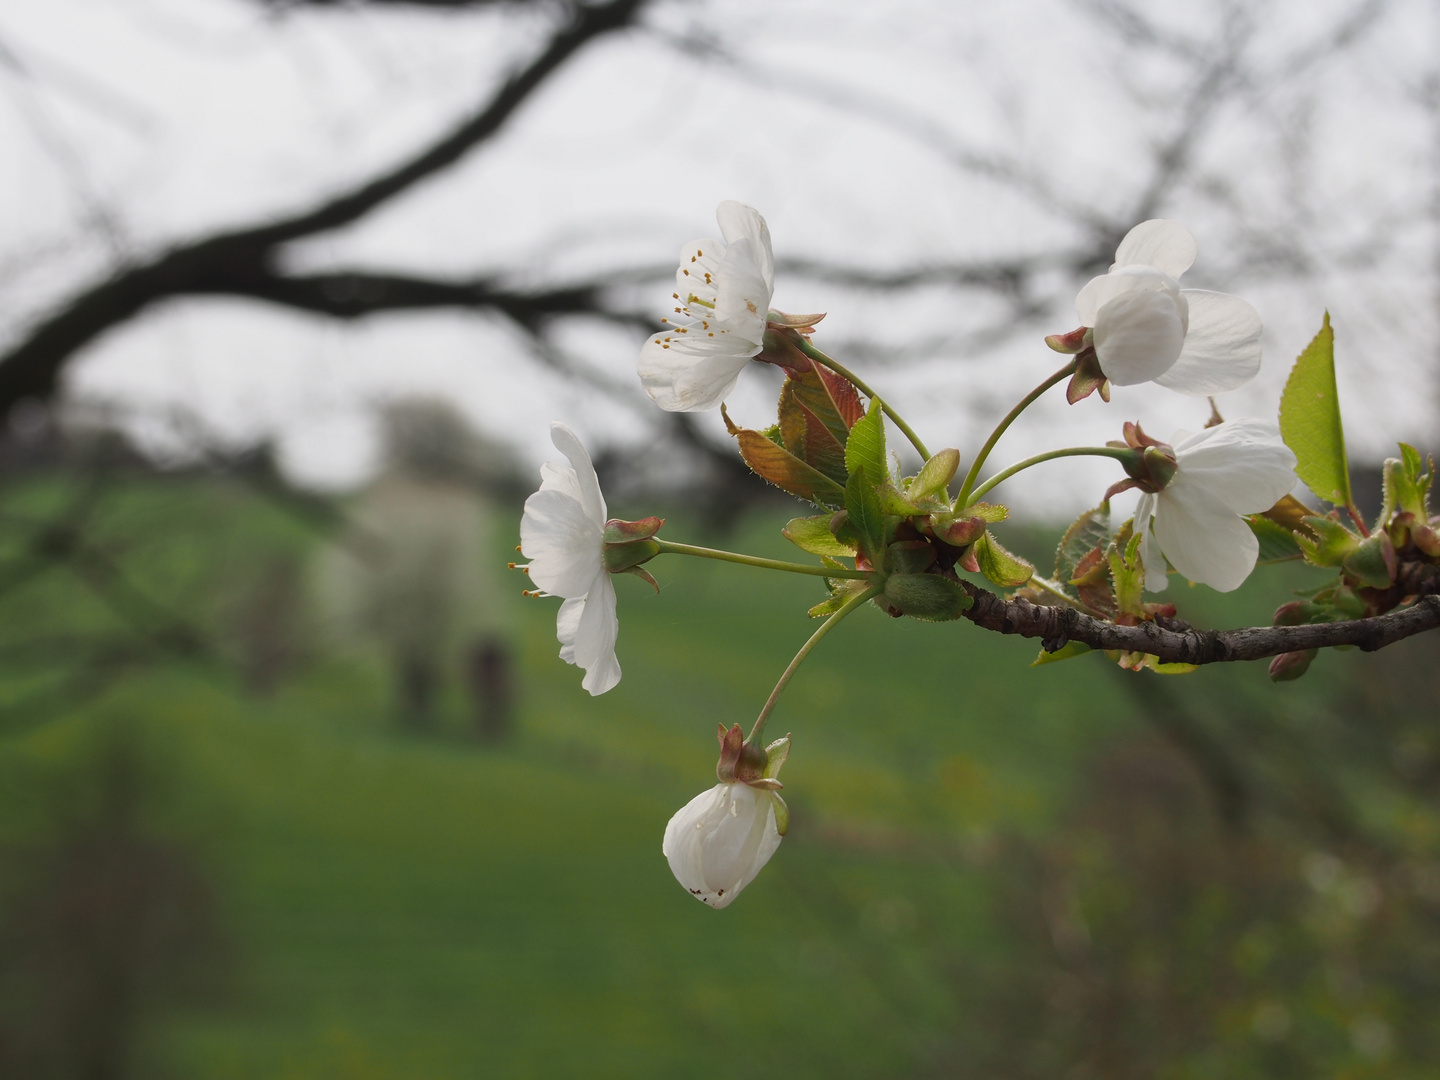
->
[1295,515,1359,568]
[1031,640,1093,666]
[602,538,661,572]
[1279,312,1351,507]
[882,573,973,621]
[763,736,791,780]
[1247,515,1304,563]
[770,791,790,837]
[844,469,887,572]
[1342,531,1396,589]
[782,515,856,558]
[973,530,1034,587]
[844,397,888,488]
[616,564,660,593]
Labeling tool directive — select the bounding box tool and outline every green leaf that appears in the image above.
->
[882,573,973,621]
[781,515,855,558]
[1053,503,1111,583]
[907,448,961,503]
[790,362,864,443]
[732,427,847,509]
[1031,640,1093,666]
[1295,515,1359,568]
[807,579,868,618]
[973,530,1034,587]
[1109,531,1145,617]
[778,376,849,486]
[844,470,887,571]
[1247,515,1303,563]
[1279,312,1351,506]
[844,397,887,488]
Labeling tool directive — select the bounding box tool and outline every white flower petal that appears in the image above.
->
[1153,486,1260,592]
[641,202,776,413]
[538,459,584,502]
[638,332,755,412]
[1135,493,1168,592]
[573,573,620,696]
[1075,264,1181,326]
[1112,219,1198,278]
[1152,291,1263,396]
[520,489,603,597]
[711,237,772,332]
[548,421,606,526]
[556,596,583,664]
[1093,289,1187,385]
[675,237,724,300]
[1169,418,1296,513]
[715,200,774,292]
[663,782,781,908]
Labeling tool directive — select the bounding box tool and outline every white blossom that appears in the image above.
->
[638,201,775,412]
[1136,418,1297,593]
[1075,220,1262,395]
[519,422,620,695]
[662,781,782,908]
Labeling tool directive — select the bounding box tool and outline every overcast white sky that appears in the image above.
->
[1,0,1436,513]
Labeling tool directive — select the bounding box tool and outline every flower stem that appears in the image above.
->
[791,338,931,461]
[967,446,1134,504]
[653,538,870,579]
[956,360,1077,508]
[747,584,884,745]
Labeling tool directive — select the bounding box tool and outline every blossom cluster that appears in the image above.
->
[519,203,1308,910]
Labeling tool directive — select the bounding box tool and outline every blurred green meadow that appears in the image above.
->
[2,464,1439,1079]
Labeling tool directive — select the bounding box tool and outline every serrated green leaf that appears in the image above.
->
[782,515,855,558]
[1295,515,1359,568]
[844,469,887,571]
[1054,503,1111,583]
[1248,515,1304,563]
[734,428,848,509]
[778,376,849,486]
[844,397,887,487]
[908,448,960,503]
[1109,532,1145,616]
[974,530,1034,587]
[1032,640,1093,666]
[1279,312,1351,506]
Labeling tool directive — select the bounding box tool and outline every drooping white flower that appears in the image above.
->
[519,422,620,695]
[638,201,775,412]
[1075,220,1262,395]
[1136,417,1297,593]
[663,781,783,909]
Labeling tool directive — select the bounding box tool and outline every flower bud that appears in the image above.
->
[1269,649,1317,682]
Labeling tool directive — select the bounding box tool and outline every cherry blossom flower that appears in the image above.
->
[1075,220,1262,395]
[519,422,620,695]
[638,200,775,412]
[662,781,783,908]
[1136,418,1297,593]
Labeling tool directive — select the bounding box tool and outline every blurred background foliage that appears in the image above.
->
[1,410,1438,1078]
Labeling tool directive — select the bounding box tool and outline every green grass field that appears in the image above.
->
[1,475,1430,1078]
